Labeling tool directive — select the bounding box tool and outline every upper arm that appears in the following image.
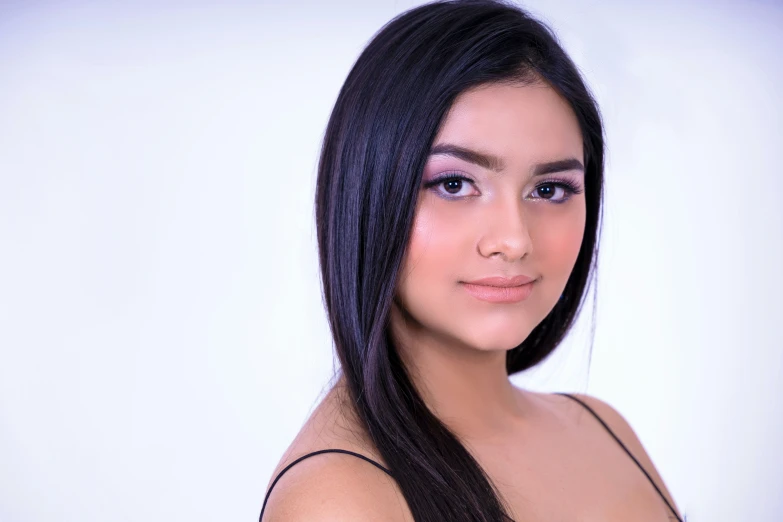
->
[568,393,682,520]
[262,452,413,522]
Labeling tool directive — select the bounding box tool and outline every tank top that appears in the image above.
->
[259,392,683,522]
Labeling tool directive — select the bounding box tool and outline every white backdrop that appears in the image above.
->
[1,1,781,521]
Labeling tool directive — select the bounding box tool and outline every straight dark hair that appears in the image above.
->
[314,1,604,520]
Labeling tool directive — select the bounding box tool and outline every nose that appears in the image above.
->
[476,196,532,262]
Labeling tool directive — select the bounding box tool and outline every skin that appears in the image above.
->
[263,81,682,521]
[390,78,586,440]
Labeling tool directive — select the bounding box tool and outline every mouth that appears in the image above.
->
[463,274,536,287]
[460,279,536,304]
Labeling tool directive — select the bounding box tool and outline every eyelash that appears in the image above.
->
[423,173,584,203]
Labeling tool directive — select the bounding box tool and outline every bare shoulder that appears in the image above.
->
[262,449,412,522]
[545,392,682,519]
[262,384,413,521]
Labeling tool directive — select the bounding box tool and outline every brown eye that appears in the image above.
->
[536,184,556,199]
[443,179,463,194]
[423,173,479,199]
[528,179,583,204]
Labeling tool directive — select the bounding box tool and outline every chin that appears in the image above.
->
[459,327,534,353]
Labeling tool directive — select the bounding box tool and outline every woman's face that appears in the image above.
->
[393,80,586,352]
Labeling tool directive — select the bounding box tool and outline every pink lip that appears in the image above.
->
[461,275,537,304]
[463,275,536,287]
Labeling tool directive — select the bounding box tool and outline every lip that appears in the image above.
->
[463,275,536,287]
[460,275,537,304]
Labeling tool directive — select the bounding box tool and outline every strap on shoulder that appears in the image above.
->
[554,392,683,522]
[259,448,392,521]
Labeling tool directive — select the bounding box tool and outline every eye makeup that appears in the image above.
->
[422,171,584,203]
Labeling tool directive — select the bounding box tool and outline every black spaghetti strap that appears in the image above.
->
[554,392,683,522]
[258,448,393,521]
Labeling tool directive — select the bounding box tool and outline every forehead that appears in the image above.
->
[434,81,584,164]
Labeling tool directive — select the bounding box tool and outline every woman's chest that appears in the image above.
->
[469,427,675,522]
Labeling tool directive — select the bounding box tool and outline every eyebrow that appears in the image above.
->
[428,143,584,176]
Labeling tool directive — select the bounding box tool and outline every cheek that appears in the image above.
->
[540,221,584,264]
[396,199,471,314]
[531,205,586,283]
[400,203,457,285]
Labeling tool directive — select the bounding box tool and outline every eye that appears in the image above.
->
[423,174,479,199]
[528,179,584,203]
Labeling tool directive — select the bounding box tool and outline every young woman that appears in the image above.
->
[260,1,684,520]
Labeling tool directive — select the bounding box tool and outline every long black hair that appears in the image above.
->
[314,1,604,520]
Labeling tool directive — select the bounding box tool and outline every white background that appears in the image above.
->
[1,1,781,521]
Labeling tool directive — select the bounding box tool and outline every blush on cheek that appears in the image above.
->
[406,208,433,268]
[560,224,585,260]
[534,213,585,277]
